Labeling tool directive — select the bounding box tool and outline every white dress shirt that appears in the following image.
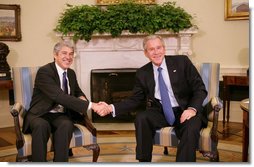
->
[50,63,69,113]
[153,58,179,107]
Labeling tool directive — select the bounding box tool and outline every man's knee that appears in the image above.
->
[184,117,202,136]
[58,119,74,133]
[135,111,150,125]
[30,118,51,132]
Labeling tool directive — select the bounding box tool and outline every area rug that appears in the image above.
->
[0,138,12,147]
[0,142,242,162]
[68,143,242,163]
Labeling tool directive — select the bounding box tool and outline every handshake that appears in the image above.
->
[91,102,113,117]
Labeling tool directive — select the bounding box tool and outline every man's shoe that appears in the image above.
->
[139,159,151,162]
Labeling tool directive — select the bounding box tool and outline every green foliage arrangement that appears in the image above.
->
[55,1,194,42]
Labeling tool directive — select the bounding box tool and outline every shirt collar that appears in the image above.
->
[55,62,66,76]
[152,57,167,70]
[55,63,67,78]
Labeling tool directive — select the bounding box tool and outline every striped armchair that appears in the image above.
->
[10,67,100,162]
[153,63,222,162]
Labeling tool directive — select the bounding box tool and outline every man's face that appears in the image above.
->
[144,38,166,67]
[54,46,74,70]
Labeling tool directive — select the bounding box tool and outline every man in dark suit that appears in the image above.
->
[96,35,207,162]
[22,41,102,162]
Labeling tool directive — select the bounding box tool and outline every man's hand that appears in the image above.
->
[180,108,196,123]
[92,102,112,117]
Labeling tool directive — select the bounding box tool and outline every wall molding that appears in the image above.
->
[220,66,248,80]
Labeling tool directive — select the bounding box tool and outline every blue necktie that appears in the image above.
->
[158,67,175,125]
[63,71,68,94]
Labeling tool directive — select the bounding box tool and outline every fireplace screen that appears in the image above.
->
[90,68,146,123]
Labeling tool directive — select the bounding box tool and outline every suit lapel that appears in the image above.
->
[50,62,61,87]
[67,69,74,95]
[145,63,156,96]
[165,57,178,90]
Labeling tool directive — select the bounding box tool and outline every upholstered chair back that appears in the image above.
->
[12,67,40,128]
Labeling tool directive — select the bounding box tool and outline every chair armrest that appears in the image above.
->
[82,116,97,137]
[204,97,222,120]
[10,102,25,149]
[210,96,223,113]
[204,97,223,142]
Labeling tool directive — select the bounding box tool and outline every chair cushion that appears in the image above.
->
[69,124,97,147]
[18,124,97,157]
[154,122,215,152]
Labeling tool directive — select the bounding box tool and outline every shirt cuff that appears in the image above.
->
[187,107,197,112]
[88,102,92,111]
[111,104,116,117]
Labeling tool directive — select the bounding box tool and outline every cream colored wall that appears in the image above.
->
[1,0,95,67]
[1,0,249,68]
[0,0,249,127]
[160,0,249,68]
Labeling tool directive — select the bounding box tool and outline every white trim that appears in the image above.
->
[220,66,248,80]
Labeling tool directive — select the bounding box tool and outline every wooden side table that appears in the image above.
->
[0,80,13,105]
[240,98,249,162]
[222,76,249,124]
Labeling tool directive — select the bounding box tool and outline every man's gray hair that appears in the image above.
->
[53,41,75,54]
[143,35,165,51]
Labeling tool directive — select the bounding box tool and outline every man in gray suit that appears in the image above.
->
[22,41,102,162]
[96,35,208,162]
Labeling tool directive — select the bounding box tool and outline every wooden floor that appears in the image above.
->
[0,121,244,161]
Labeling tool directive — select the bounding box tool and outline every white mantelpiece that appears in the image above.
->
[62,29,197,118]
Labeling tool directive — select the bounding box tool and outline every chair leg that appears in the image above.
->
[16,155,20,162]
[84,144,100,162]
[209,151,219,162]
[200,150,219,162]
[92,144,100,162]
[16,155,31,162]
[163,146,169,155]
[69,148,73,156]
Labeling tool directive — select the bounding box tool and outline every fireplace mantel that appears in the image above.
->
[61,29,197,119]
[62,28,197,55]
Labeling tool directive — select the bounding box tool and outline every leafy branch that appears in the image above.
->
[55,1,194,42]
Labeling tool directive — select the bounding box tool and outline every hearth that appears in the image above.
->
[91,68,146,123]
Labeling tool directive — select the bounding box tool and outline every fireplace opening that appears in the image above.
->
[90,68,146,123]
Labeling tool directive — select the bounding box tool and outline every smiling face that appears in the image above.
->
[53,43,74,70]
[144,37,166,67]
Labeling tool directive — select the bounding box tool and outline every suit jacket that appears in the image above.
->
[22,62,89,133]
[114,55,208,126]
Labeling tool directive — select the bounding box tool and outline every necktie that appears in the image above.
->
[158,67,175,125]
[62,71,68,94]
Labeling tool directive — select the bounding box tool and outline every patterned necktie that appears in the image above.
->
[158,67,175,125]
[62,71,68,94]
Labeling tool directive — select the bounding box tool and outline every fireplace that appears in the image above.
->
[90,68,146,123]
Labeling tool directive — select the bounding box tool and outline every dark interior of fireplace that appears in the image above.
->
[90,68,146,123]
